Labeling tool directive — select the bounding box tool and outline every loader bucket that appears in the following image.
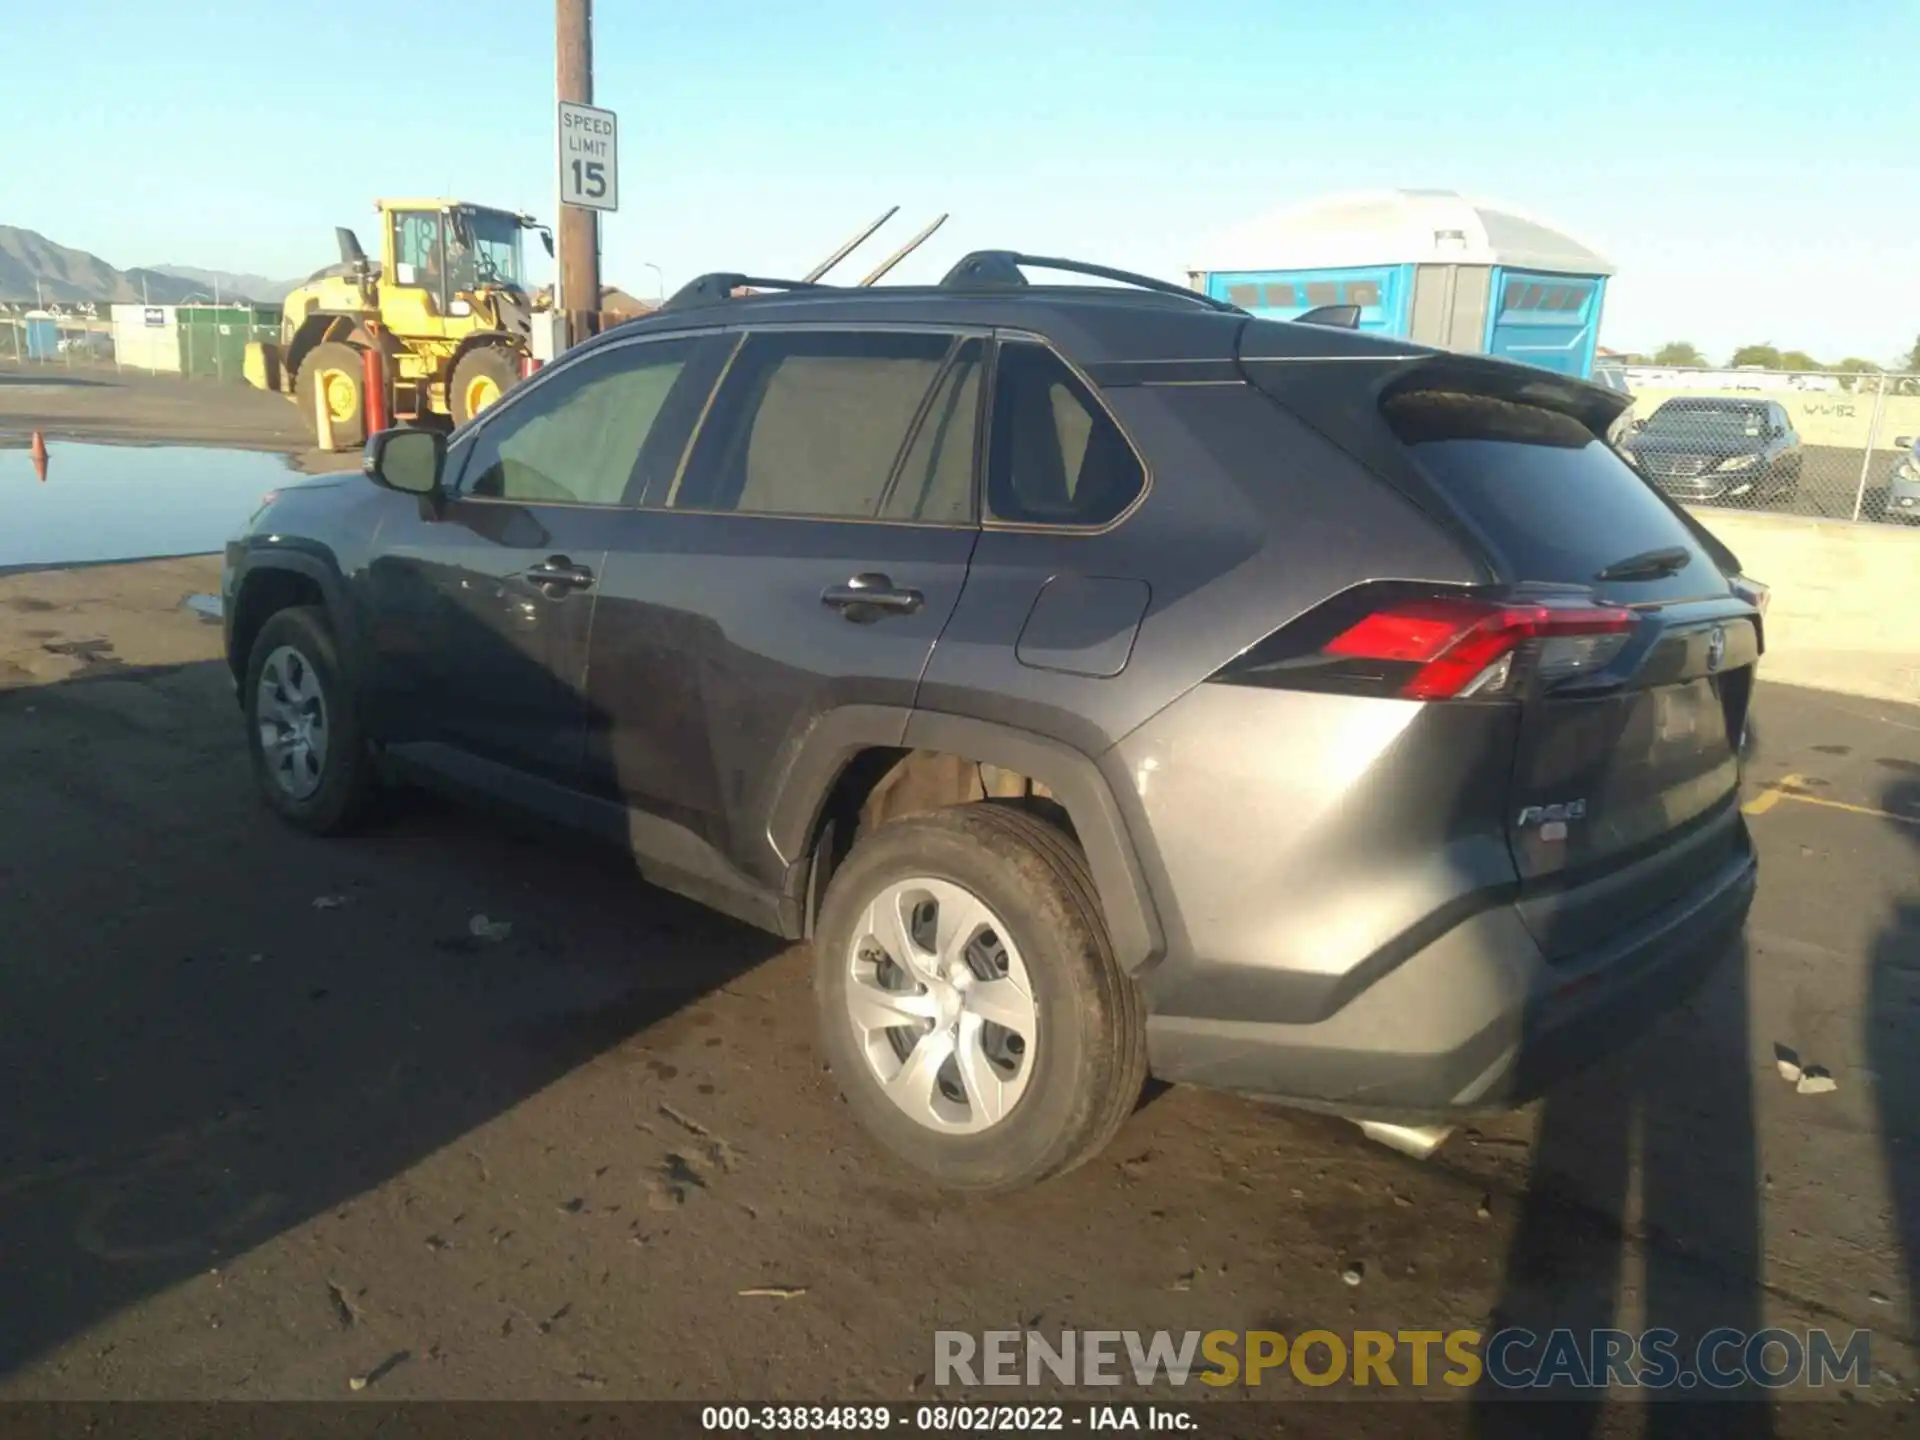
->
[244,341,284,393]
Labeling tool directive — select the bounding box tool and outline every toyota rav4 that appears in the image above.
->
[223,252,1766,1191]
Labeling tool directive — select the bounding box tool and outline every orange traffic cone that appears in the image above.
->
[29,430,48,483]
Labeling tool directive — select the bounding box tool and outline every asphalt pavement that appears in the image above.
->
[1,557,1917,1437]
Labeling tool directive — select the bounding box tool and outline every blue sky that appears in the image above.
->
[4,0,1915,364]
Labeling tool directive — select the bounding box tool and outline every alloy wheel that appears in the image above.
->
[256,644,330,800]
[844,877,1038,1134]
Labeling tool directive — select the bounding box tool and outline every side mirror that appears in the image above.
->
[364,426,445,496]
[539,228,556,258]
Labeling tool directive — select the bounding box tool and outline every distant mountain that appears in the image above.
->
[144,264,299,303]
[0,225,278,306]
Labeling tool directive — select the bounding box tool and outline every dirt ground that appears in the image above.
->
[1,557,1918,1437]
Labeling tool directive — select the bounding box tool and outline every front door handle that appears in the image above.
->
[821,572,923,620]
[522,555,595,592]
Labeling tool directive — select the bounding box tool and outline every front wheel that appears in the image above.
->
[296,341,367,449]
[449,345,522,425]
[243,606,376,834]
[813,802,1147,1192]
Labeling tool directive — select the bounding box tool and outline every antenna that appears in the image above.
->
[802,205,900,284]
[857,215,949,286]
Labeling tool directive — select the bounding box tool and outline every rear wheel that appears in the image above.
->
[296,341,367,449]
[450,345,521,425]
[813,802,1147,1192]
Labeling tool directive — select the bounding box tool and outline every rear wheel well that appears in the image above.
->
[803,747,1076,934]
[450,332,524,369]
[229,569,327,683]
[286,313,367,386]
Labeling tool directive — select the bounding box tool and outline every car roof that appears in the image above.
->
[580,283,1436,368]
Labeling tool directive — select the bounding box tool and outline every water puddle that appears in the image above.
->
[1,440,299,571]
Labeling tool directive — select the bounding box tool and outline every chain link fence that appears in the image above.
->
[0,306,113,369]
[1,302,280,380]
[1614,367,1920,528]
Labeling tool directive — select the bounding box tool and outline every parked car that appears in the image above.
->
[57,331,115,361]
[1590,360,1631,397]
[223,253,1765,1191]
[1616,397,1802,507]
[1888,436,1920,525]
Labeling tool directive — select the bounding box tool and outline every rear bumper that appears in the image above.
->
[1145,838,1757,1118]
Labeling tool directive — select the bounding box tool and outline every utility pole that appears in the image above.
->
[556,0,600,348]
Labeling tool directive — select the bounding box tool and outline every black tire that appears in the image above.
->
[449,345,521,425]
[242,605,376,835]
[296,340,367,449]
[813,802,1148,1192]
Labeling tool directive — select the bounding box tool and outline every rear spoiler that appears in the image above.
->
[1294,304,1361,330]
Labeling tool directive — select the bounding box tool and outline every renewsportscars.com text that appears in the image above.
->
[935,1326,1872,1391]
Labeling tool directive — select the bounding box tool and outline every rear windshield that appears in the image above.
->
[1383,390,1723,601]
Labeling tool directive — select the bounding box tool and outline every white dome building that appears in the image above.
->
[1188,189,1615,378]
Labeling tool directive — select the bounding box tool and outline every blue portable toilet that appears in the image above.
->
[24,311,60,360]
[1188,189,1615,379]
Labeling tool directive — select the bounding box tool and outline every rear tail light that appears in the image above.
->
[1216,590,1637,701]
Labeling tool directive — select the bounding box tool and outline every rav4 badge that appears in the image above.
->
[1517,800,1586,843]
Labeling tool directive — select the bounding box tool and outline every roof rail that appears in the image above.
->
[938,251,1242,314]
[658,274,831,312]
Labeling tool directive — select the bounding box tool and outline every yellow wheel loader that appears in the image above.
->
[246,199,555,448]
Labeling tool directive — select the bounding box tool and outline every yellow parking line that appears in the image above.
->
[1744,773,1920,827]
[1742,775,1798,816]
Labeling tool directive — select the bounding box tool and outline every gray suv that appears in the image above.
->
[223,252,1764,1191]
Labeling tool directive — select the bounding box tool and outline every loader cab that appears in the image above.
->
[445,206,531,297]
[381,201,457,333]
[379,200,542,337]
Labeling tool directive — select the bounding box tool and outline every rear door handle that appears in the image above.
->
[522,556,595,591]
[821,572,923,619]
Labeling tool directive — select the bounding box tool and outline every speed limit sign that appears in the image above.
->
[558,101,618,213]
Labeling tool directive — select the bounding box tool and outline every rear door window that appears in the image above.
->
[986,341,1145,527]
[1383,390,1722,602]
[881,338,983,524]
[667,330,954,519]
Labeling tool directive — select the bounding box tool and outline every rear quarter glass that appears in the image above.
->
[1385,391,1727,604]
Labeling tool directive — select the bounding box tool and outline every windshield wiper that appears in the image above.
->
[1594,546,1692,583]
